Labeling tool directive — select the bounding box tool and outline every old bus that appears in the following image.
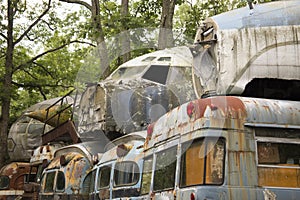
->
[39,141,104,200]
[139,96,300,200]
[84,131,146,200]
[22,144,63,200]
[0,162,36,200]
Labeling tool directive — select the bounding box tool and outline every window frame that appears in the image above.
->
[43,171,56,193]
[140,156,153,195]
[97,165,112,190]
[0,175,10,189]
[256,137,300,168]
[113,161,140,187]
[153,145,178,192]
[142,65,170,85]
[55,171,65,192]
[179,137,226,188]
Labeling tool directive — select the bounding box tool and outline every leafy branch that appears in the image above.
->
[14,0,52,45]
[14,40,95,72]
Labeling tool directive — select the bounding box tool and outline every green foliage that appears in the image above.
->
[2,0,279,125]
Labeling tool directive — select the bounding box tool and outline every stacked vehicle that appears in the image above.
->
[1,1,300,199]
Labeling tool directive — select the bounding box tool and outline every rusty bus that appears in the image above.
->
[38,141,104,200]
[0,162,36,200]
[138,96,300,200]
[84,131,146,200]
[22,144,63,200]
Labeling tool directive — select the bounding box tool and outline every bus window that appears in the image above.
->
[25,173,36,183]
[56,171,65,191]
[98,165,111,189]
[141,156,153,194]
[257,142,300,188]
[82,170,96,194]
[0,176,9,189]
[180,138,225,187]
[44,171,56,193]
[153,146,177,191]
[114,161,139,187]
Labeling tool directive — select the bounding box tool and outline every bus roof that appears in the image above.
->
[145,96,300,148]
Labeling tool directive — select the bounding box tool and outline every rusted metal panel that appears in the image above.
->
[39,142,104,199]
[42,120,81,145]
[145,96,300,149]
[30,144,63,165]
[258,166,300,188]
[193,1,300,97]
[97,131,146,165]
[0,162,36,200]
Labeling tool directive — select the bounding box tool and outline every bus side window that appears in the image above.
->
[257,142,300,188]
[114,161,139,187]
[82,171,93,195]
[153,146,177,191]
[98,165,111,200]
[141,156,153,194]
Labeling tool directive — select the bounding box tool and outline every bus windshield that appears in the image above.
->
[180,137,225,187]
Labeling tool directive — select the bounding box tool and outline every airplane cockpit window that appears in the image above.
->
[157,57,171,61]
[142,56,156,62]
[142,65,169,85]
[110,66,146,80]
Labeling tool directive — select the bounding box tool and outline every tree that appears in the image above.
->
[60,0,111,79]
[0,0,90,167]
[158,0,176,49]
[120,0,130,63]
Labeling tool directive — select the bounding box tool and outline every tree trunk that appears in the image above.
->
[0,0,14,168]
[91,0,110,79]
[121,0,130,63]
[158,0,176,50]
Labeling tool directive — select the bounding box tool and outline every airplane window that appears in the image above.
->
[142,56,156,61]
[110,66,146,80]
[157,57,171,61]
[142,65,169,85]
